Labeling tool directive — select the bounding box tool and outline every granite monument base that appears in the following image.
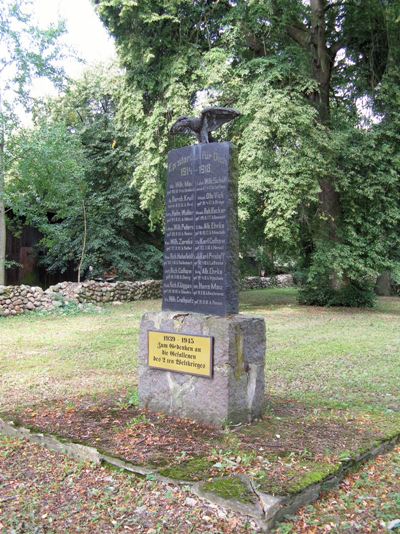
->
[138,311,266,427]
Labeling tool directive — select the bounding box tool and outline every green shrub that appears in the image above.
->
[292,270,307,286]
[299,282,376,307]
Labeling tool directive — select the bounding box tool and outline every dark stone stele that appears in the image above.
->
[162,142,239,316]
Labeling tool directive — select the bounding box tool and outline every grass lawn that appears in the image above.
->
[241,289,400,412]
[0,299,155,410]
[1,288,399,413]
[0,288,399,531]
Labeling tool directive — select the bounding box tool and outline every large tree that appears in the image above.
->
[0,0,65,284]
[7,119,89,281]
[96,0,400,305]
[8,64,164,282]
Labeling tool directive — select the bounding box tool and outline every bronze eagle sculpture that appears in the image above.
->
[170,106,241,144]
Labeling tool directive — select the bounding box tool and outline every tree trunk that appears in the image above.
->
[375,271,392,296]
[283,1,346,290]
[0,93,6,286]
[309,0,332,125]
[77,200,87,283]
[309,0,345,288]
[0,173,5,287]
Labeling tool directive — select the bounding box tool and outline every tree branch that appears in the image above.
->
[75,108,85,124]
[329,39,344,58]
[270,0,309,49]
[287,24,309,48]
[77,199,87,283]
[324,1,347,12]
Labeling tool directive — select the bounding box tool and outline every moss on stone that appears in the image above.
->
[287,463,338,494]
[147,455,170,468]
[201,476,255,504]
[235,330,245,380]
[159,457,213,481]
[256,461,339,496]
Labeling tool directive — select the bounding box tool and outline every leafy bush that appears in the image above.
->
[299,282,376,308]
[127,389,139,407]
[292,270,307,286]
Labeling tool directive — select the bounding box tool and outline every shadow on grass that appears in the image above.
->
[240,288,400,317]
[240,288,299,311]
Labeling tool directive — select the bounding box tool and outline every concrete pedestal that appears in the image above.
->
[138,311,266,426]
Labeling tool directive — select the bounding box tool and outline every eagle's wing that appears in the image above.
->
[201,107,241,132]
[170,117,194,135]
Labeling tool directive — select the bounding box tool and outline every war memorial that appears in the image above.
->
[138,108,266,426]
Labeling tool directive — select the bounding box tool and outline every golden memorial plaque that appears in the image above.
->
[148,331,213,378]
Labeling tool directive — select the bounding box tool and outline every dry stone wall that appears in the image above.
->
[48,280,163,303]
[239,274,294,290]
[0,285,55,316]
[0,275,294,317]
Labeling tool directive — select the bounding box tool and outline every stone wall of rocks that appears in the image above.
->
[0,274,294,317]
[239,273,294,291]
[48,280,163,304]
[0,285,55,317]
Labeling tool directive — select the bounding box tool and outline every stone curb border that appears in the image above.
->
[0,417,399,532]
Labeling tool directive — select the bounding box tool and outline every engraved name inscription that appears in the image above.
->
[162,143,232,315]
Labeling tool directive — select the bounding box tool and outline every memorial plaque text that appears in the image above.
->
[148,330,213,378]
[162,142,239,315]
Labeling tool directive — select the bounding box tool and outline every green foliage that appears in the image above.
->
[116,388,140,410]
[296,236,378,307]
[299,280,376,308]
[0,0,67,284]
[159,457,213,481]
[31,300,103,318]
[237,88,327,256]
[0,0,66,106]
[95,0,400,306]
[6,119,89,275]
[4,259,21,269]
[127,389,139,407]
[7,64,164,281]
[127,414,149,427]
[8,120,87,217]
[201,477,255,504]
